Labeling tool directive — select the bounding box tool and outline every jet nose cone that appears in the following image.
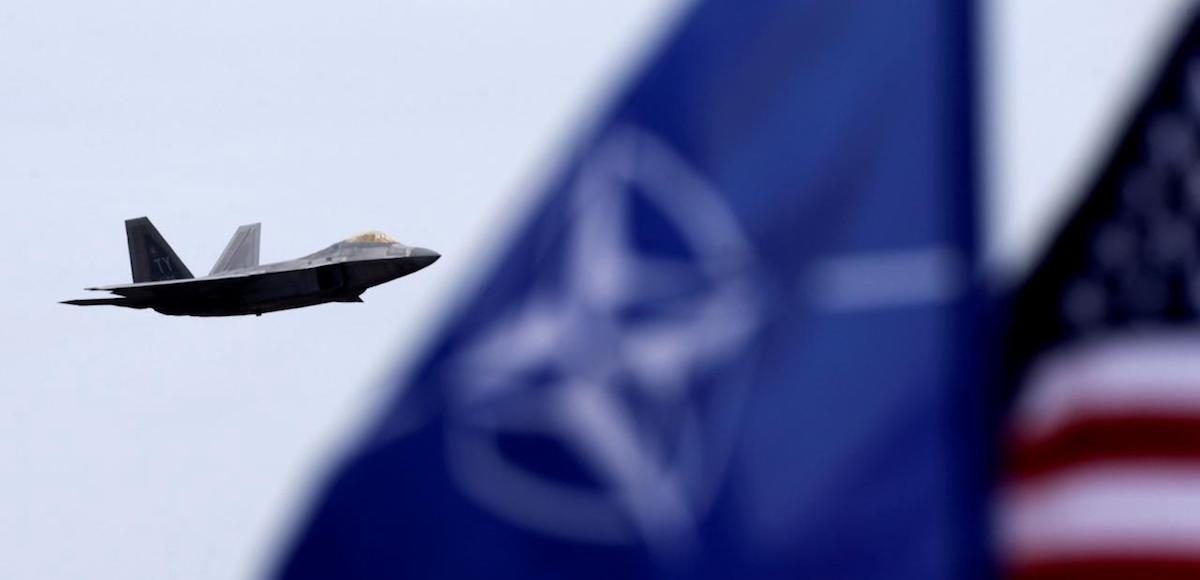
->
[408,246,440,268]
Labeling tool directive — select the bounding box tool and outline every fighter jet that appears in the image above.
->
[62,217,439,316]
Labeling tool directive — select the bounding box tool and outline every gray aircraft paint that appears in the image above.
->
[210,223,261,275]
[63,217,439,316]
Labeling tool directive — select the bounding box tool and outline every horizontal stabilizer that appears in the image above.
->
[61,297,146,308]
[211,223,261,275]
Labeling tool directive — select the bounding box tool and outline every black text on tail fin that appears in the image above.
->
[125,217,193,283]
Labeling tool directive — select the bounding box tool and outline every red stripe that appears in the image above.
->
[1010,557,1200,580]
[1007,414,1200,482]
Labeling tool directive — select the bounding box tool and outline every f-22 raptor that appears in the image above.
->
[63,217,439,316]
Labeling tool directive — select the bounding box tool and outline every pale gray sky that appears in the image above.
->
[0,1,1192,578]
[987,0,1194,278]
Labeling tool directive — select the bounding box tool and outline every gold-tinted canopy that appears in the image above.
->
[346,231,397,244]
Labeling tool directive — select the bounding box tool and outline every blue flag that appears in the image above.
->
[278,1,985,578]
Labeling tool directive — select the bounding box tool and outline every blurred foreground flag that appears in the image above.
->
[1000,10,1200,580]
[279,1,984,578]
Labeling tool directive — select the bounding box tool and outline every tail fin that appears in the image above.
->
[210,223,261,275]
[125,217,193,283]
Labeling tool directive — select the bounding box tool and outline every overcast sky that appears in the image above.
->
[0,1,1193,578]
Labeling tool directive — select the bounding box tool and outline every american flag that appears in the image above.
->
[1000,10,1200,579]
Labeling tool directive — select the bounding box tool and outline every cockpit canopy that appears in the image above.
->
[302,230,408,260]
[345,231,398,244]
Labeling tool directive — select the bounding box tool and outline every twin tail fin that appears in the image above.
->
[125,217,193,283]
[210,223,261,275]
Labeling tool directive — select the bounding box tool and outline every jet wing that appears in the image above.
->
[87,272,256,301]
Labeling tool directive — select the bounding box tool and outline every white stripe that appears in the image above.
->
[1013,331,1200,439]
[803,246,965,312]
[1000,464,1200,564]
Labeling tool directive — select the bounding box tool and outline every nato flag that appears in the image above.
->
[277,0,985,578]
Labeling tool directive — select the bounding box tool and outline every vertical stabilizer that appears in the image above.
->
[125,217,193,283]
[210,223,261,275]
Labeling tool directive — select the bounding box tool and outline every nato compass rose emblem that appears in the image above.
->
[446,126,764,558]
